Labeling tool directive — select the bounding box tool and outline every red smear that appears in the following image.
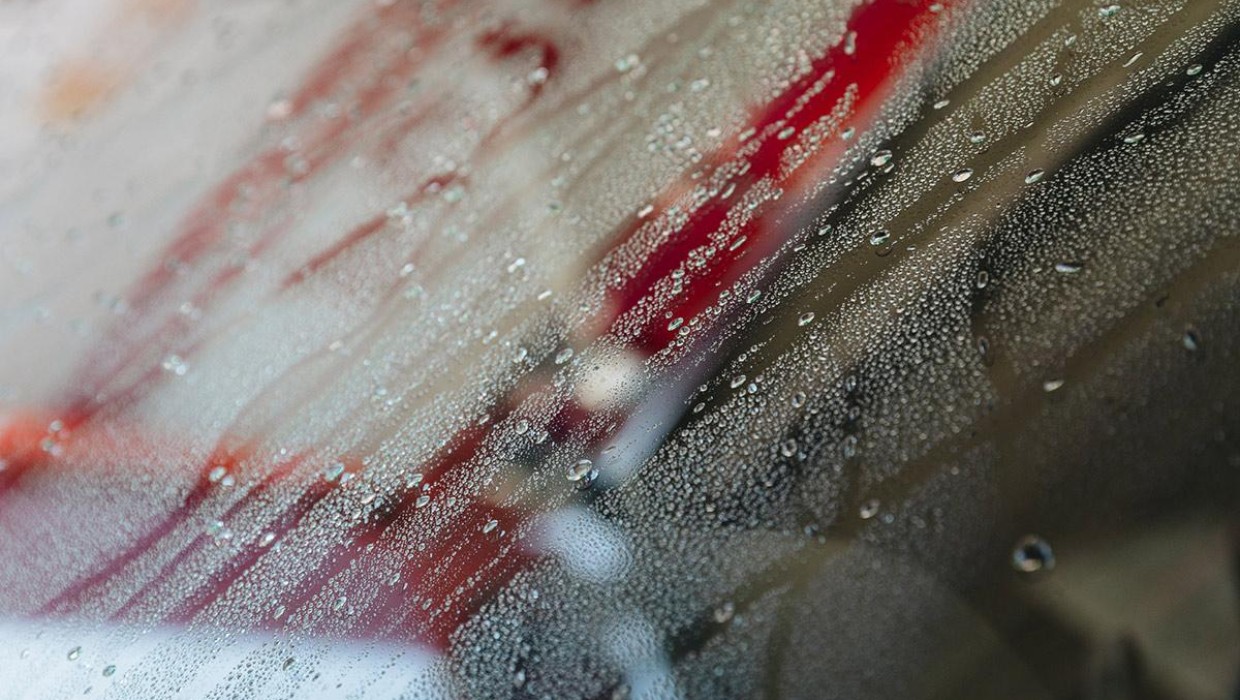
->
[477,23,561,98]
[280,172,461,288]
[2,0,955,655]
[597,0,947,354]
[62,1,459,420]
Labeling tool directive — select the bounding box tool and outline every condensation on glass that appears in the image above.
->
[0,0,1238,698]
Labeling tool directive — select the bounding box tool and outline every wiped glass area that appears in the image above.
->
[1,0,1238,697]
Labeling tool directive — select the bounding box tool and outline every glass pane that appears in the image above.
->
[2,0,1238,697]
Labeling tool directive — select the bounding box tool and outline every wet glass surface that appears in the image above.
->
[1,1,1238,698]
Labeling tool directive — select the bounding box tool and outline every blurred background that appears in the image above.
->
[1,0,1238,698]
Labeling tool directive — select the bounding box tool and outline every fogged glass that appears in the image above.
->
[1,0,1237,698]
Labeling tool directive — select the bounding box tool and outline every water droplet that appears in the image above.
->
[567,458,594,482]
[1042,379,1065,392]
[415,494,431,508]
[1186,63,1203,76]
[206,520,233,542]
[798,311,816,327]
[975,270,990,289]
[39,436,62,457]
[161,354,189,376]
[1054,261,1083,274]
[67,647,82,661]
[870,150,893,167]
[780,439,798,457]
[713,601,735,624]
[482,519,499,534]
[1183,327,1201,352]
[323,462,346,482]
[259,532,277,547]
[842,434,859,458]
[614,53,640,73]
[266,98,293,121]
[554,347,574,365]
[869,229,890,246]
[1098,4,1121,18]
[952,168,974,183]
[730,374,747,389]
[1012,535,1055,573]
[968,131,987,144]
[1122,132,1146,144]
[791,391,807,408]
[527,66,549,86]
[859,499,881,520]
[102,665,116,677]
[667,317,684,331]
[207,465,228,483]
[1025,169,1044,184]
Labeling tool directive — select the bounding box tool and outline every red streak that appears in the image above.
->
[477,24,561,97]
[1,0,954,654]
[599,0,945,354]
